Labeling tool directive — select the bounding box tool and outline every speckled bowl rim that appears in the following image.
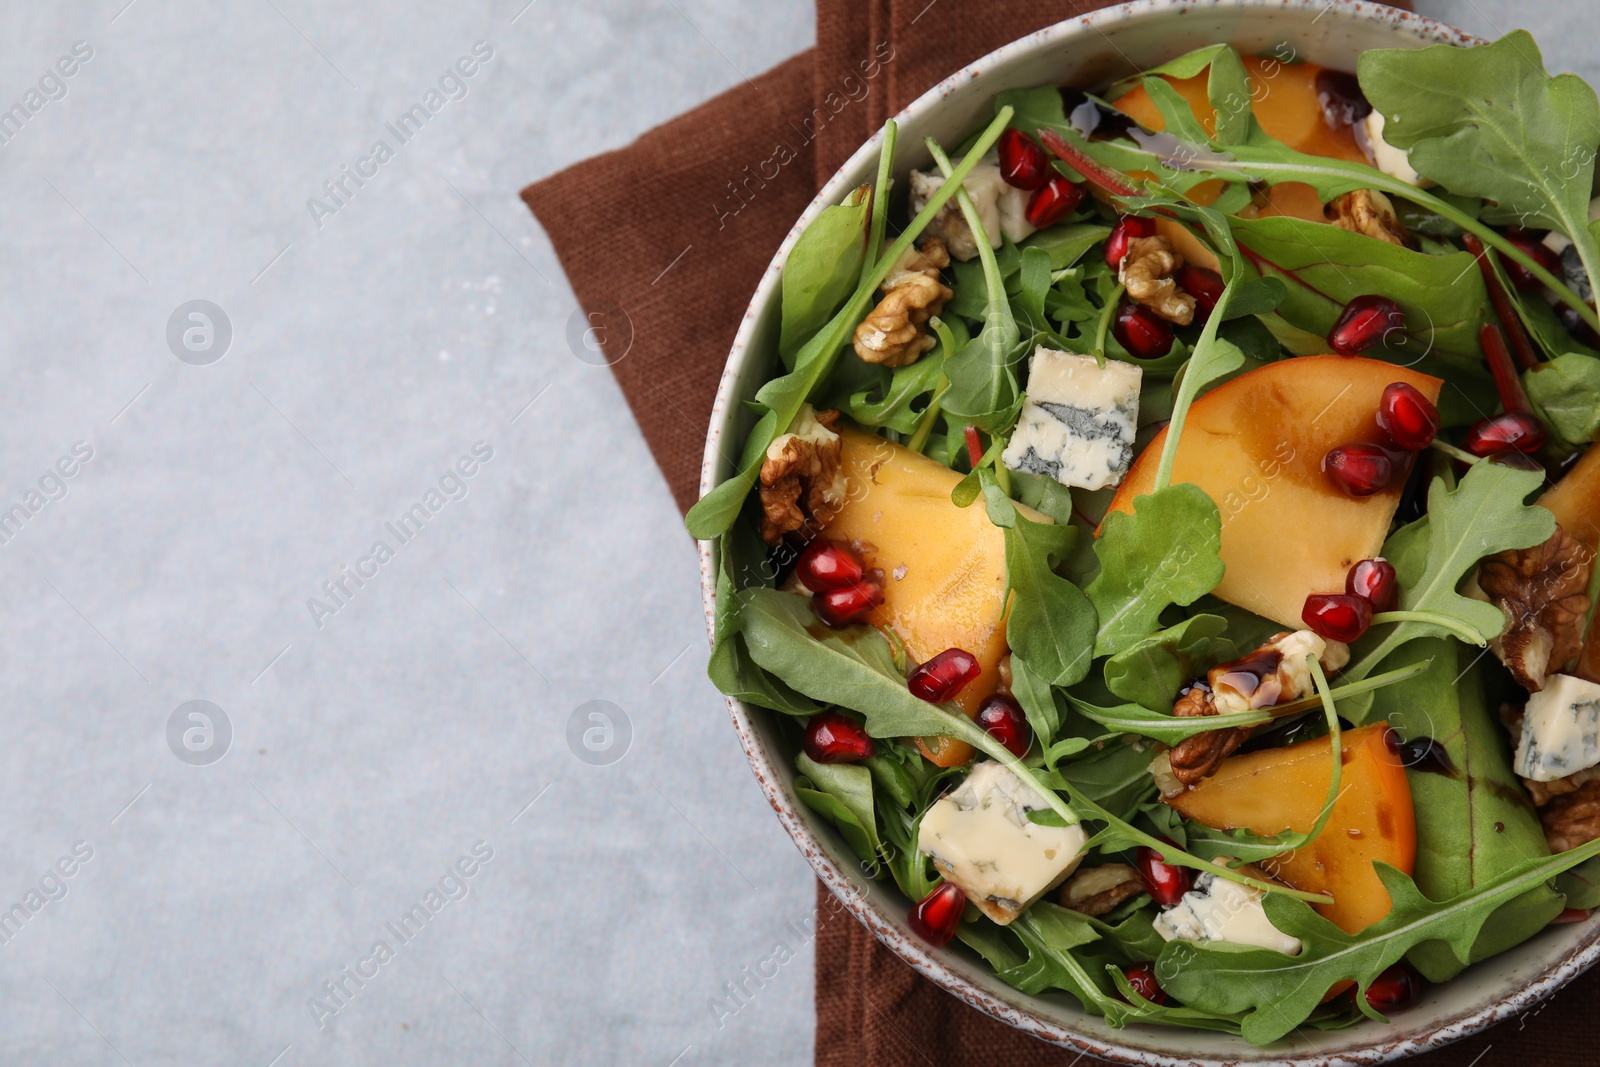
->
[696,3,1600,1062]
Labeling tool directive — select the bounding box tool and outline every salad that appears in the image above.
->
[690,32,1600,1044]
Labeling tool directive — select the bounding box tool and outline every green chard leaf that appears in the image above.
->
[1086,485,1226,657]
[1347,460,1556,689]
[1158,840,1600,1045]
[1368,641,1562,980]
[983,483,1098,686]
[1359,31,1600,292]
[778,184,871,368]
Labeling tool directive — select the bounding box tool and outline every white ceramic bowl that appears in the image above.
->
[697,2,1600,1061]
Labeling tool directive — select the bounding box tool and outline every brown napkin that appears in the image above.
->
[522,1,1600,1063]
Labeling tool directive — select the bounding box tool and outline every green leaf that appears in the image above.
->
[1103,614,1237,711]
[1009,652,1065,752]
[1086,484,1226,657]
[1067,696,1270,746]
[1158,841,1600,1045]
[1106,44,1229,99]
[984,484,1098,686]
[778,185,871,368]
[1022,223,1112,270]
[796,753,885,868]
[705,525,821,717]
[1359,32,1600,292]
[1141,77,1211,147]
[1208,45,1253,145]
[843,350,948,434]
[1368,641,1562,980]
[1347,461,1557,688]
[1526,352,1600,445]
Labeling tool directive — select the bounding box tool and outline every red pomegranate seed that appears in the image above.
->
[997,128,1052,190]
[1376,382,1440,450]
[802,711,875,764]
[1177,263,1225,322]
[1135,843,1191,907]
[1303,593,1374,643]
[1105,215,1158,268]
[813,577,884,628]
[975,694,1032,757]
[1322,443,1395,497]
[908,648,982,704]
[1025,175,1086,229]
[908,882,966,946]
[1364,962,1422,1015]
[1328,294,1405,355]
[1554,907,1592,924]
[1346,558,1398,613]
[1121,962,1168,1005]
[1463,411,1548,457]
[795,539,865,592]
[1498,230,1565,293]
[1113,302,1174,360]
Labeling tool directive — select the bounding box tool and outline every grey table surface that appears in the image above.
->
[0,2,1589,1065]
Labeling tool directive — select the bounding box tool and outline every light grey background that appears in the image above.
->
[0,2,1586,1065]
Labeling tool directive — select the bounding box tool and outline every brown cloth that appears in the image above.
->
[522,1,1600,1063]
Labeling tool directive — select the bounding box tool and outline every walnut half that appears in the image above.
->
[1118,235,1195,326]
[1543,779,1600,854]
[1059,863,1144,917]
[1325,189,1409,247]
[851,238,952,368]
[1479,526,1594,692]
[757,405,847,545]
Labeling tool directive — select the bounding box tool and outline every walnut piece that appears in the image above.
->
[1117,235,1195,326]
[1479,526,1594,692]
[1059,863,1144,917]
[757,405,847,545]
[851,238,952,368]
[1325,189,1408,247]
[1166,630,1341,786]
[1542,778,1600,853]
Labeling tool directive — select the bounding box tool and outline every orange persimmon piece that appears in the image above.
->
[1168,722,1417,934]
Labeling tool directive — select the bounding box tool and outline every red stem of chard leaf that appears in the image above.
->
[1479,323,1534,415]
[1463,233,1541,371]
[964,425,983,469]
[1037,128,1173,213]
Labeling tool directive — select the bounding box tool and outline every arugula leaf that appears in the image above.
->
[1022,223,1112,270]
[843,349,948,434]
[1158,839,1600,1045]
[1086,485,1226,657]
[778,185,871,368]
[706,525,820,717]
[1346,461,1556,691]
[1103,614,1236,711]
[1526,352,1600,445]
[1154,318,1245,491]
[1368,640,1562,981]
[796,754,884,868]
[1359,32,1600,295]
[1207,45,1253,145]
[983,483,1098,686]
[1141,77,1211,147]
[1008,652,1065,753]
[1067,696,1269,746]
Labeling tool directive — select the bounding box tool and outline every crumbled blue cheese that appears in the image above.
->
[1514,673,1600,783]
[908,157,1036,262]
[1001,348,1141,491]
[917,761,1087,925]
[1153,869,1301,955]
[1359,111,1428,187]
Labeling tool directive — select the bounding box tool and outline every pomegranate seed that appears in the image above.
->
[1135,843,1191,907]
[908,882,966,946]
[1364,962,1422,1015]
[1554,907,1592,924]
[1328,294,1405,355]
[1025,175,1086,229]
[908,648,982,704]
[795,540,865,592]
[1463,411,1548,456]
[997,128,1051,190]
[975,694,1032,757]
[1104,215,1157,268]
[1322,443,1395,497]
[1376,382,1440,451]
[802,712,874,764]
[1346,558,1398,613]
[1498,230,1565,293]
[1121,962,1168,1005]
[1303,593,1374,643]
[813,577,884,628]
[1113,302,1174,360]
[1177,263,1225,322]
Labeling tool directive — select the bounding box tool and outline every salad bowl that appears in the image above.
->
[696,1,1600,1062]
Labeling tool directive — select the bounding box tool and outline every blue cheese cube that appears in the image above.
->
[917,761,1087,925]
[1153,869,1301,955]
[1001,348,1142,490]
[1514,673,1600,783]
